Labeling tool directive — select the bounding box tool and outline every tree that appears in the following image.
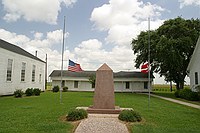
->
[131,17,200,90]
[88,75,96,88]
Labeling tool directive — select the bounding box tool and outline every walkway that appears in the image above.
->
[75,114,129,133]
[150,94,200,109]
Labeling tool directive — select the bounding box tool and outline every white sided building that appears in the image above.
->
[49,70,153,92]
[187,36,200,91]
[0,39,45,95]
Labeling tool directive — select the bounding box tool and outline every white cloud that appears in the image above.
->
[178,0,200,8]
[0,28,72,77]
[0,29,134,79]
[91,0,165,45]
[2,0,76,24]
[0,28,168,84]
[73,39,134,71]
[34,32,43,40]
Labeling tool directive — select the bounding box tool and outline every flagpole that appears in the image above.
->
[148,17,151,110]
[60,16,66,104]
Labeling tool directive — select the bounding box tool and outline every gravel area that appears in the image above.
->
[75,114,129,133]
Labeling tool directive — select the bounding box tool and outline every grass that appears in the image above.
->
[0,92,200,133]
[153,91,200,106]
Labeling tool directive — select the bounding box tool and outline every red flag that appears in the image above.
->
[141,63,148,69]
[141,63,149,73]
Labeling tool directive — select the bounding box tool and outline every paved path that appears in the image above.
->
[150,94,200,109]
[75,114,129,133]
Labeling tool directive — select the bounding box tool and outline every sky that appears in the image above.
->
[0,0,199,84]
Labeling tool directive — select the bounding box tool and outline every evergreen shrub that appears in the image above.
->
[118,110,142,122]
[52,86,59,92]
[62,86,68,92]
[14,89,24,98]
[66,109,88,121]
[25,88,34,96]
[33,88,41,96]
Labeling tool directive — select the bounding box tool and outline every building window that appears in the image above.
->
[62,80,65,87]
[74,81,78,88]
[144,82,148,89]
[32,65,36,82]
[195,72,198,85]
[125,82,130,89]
[92,82,95,88]
[6,59,13,81]
[39,74,42,83]
[21,62,26,81]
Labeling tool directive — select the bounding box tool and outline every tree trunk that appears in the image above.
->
[176,82,180,90]
[180,81,184,89]
[170,81,172,92]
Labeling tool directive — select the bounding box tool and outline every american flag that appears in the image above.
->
[68,60,83,72]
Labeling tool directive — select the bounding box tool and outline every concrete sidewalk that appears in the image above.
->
[75,114,129,133]
[150,94,200,109]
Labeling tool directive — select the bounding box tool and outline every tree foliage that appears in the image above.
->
[88,74,96,88]
[132,17,200,89]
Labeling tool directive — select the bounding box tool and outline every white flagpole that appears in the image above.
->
[148,17,151,110]
[60,16,66,103]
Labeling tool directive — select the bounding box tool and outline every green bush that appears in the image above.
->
[174,90,180,98]
[175,89,199,101]
[66,109,88,121]
[33,88,41,96]
[14,89,24,98]
[62,86,68,92]
[25,88,34,96]
[118,110,142,122]
[195,85,200,99]
[52,86,59,92]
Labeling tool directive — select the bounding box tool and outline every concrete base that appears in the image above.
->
[87,106,121,114]
[76,106,133,114]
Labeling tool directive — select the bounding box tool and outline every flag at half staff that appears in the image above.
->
[68,60,83,72]
[141,62,149,73]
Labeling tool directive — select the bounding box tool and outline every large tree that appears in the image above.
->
[132,17,200,90]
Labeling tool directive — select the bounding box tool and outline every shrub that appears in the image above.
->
[14,89,24,98]
[174,90,180,98]
[118,110,142,122]
[176,89,199,101]
[33,88,41,96]
[52,86,59,92]
[66,109,88,121]
[25,88,34,96]
[62,86,68,92]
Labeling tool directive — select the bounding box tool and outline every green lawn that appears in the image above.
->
[153,91,200,106]
[0,92,200,133]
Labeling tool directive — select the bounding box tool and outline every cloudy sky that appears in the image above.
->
[0,0,199,84]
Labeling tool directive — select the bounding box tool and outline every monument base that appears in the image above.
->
[87,106,121,114]
[76,107,133,114]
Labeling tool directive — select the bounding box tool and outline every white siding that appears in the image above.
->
[187,37,200,91]
[51,77,152,92]
[0,48,45,95]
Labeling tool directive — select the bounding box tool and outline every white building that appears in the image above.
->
[0,39,46,95]
[187,36,200,91]
[49,70,153,92]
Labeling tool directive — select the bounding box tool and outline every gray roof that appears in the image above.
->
[0,39,45,63]
[49,70,154,78]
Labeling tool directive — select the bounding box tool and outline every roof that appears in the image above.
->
[49,70,154,78]
[187,36,200,71]
[0,39,45,63]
